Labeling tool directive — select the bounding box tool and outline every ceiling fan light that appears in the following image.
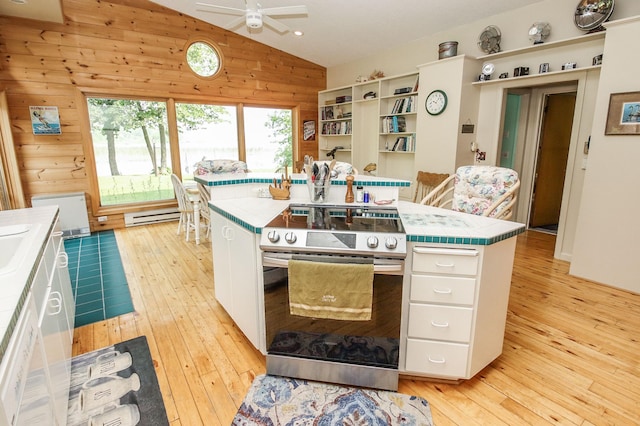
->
[246,12,262,28]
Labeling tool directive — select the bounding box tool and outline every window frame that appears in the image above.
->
[184,37,224,80]
[78,89,297,217]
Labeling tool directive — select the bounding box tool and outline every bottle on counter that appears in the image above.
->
[356,186,364,203]
[345,175,355,203]
[363,190,370,203]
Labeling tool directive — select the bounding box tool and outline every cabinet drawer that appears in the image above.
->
[408,304,473,342]
[405,339,469,378]
[412,247,478,275]
[410,274,476,305]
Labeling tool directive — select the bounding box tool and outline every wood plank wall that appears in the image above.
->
[0,0,325,231]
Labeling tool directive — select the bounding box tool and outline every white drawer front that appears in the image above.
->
[405,339,469,378]
[410,274,476,305]
[408,304,473,342]
[412,247,478,276]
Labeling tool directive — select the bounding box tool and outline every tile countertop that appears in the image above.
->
[196,172,412,188]
[209,197,525,243]
[0,205,58,363]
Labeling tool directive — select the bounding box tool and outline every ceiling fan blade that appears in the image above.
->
[261,5,308,16]
[261,14,290,33]
[195,2,246,16]
[224,15,248,29]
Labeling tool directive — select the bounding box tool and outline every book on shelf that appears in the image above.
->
[322,121,351,135]
[381,116,406,133]
[389,96,417,114]
[389,133,416,152]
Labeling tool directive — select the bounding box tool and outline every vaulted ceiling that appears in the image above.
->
[0,0,547,67]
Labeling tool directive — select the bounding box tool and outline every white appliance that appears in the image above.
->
[31,192,90,238]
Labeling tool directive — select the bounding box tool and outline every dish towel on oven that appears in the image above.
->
[288,259,374,321]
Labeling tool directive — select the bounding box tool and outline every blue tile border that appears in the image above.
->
[195,176,410,188]
[406,227,525,246]
[210,206,262,234]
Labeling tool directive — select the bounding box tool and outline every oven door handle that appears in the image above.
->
[262,255,403,274]
[262,256,290,268]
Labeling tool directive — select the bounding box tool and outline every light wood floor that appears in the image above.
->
[72,223,640,425]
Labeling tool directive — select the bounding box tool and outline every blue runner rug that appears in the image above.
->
[233,374,434,425]
[64,230,134,327]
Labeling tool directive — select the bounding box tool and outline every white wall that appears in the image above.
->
[570,17,640,293]
[327,0,640,292]
[328,0,640,88]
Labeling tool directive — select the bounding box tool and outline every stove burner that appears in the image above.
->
[266,204,404,233]
[260,204,406,257]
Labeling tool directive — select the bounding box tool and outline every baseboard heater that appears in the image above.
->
[31,192,91,238]
[124,208,180,227]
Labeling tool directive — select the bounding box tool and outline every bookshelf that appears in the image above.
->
[318,72,419,199]
[318,87,354,164]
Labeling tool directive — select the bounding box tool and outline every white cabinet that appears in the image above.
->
[0,215,73,426]
[33,222,73,426]
[403,238,516,380]
[0,294,56,426]
[211,210,260,349]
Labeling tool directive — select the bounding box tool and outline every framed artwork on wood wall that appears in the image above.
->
[30,106,62,135]
[605,92,640,135]
[303,120,316,141]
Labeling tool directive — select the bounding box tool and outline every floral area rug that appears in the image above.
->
[232,374,433,425]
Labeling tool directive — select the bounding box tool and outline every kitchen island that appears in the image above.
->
[197,172,525,381]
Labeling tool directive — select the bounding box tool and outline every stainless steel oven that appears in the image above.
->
[260,204,406,391]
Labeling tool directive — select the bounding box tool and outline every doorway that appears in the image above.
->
[529,92,576,233]
[501,84,578,236]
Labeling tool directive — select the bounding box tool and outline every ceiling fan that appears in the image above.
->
[196,0,308,33]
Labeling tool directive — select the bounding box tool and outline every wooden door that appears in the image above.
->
[529,93,576,228]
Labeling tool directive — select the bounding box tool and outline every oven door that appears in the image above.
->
[262,251,404,390]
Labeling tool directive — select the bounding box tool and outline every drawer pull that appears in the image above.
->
[430,320,449,328]
[427,356,446,364]
[435,262,455,268]
[433,288,452,294]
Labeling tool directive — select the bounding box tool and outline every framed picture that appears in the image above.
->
[303,120,316,141]
[605,92,640,135]
[30,105,62,135]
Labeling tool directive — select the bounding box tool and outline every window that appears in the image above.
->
[244,107,292,173]
[86,96,294,209]
[175,103,238,179]
[86,97,173,206]
[186,41,221,78]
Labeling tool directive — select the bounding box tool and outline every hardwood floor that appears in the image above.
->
[72,223,640,425]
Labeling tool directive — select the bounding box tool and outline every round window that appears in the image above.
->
[186,41,221,78]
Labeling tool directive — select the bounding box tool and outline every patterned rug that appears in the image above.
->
[66,336,168,426]
[232,374,433,425]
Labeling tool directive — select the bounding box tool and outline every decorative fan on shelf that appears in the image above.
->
[574,0,614,32]
[528,22,552,44]
[477,25,502,54]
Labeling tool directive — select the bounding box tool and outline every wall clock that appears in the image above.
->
[425,89,448,116]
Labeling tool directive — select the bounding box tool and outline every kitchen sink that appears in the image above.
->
[0,224,40,276]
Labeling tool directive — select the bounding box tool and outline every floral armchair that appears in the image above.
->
[420,165,520,220]
[193,159,249,176]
